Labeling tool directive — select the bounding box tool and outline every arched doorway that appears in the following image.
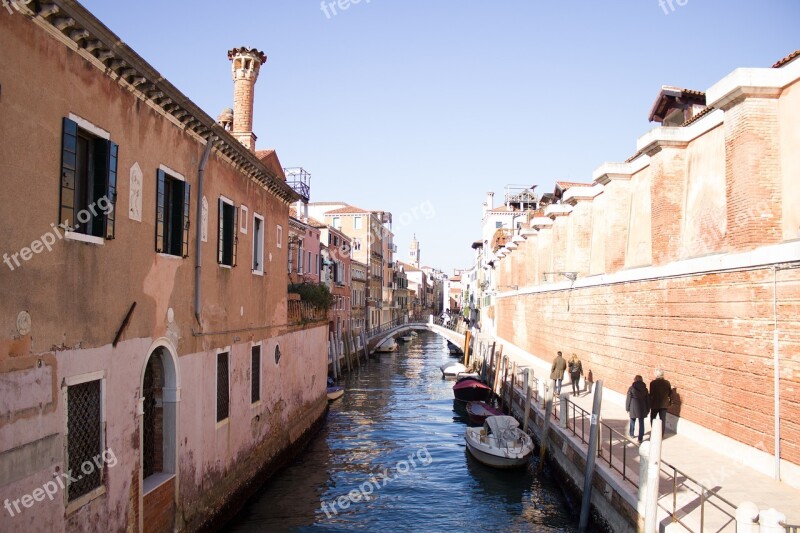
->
[140,343,179,533]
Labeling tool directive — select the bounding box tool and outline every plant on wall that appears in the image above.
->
[288,282,334,310]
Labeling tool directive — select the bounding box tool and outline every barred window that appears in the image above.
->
[251,346,261,404]
[217,352,229,422]
[67,380,103,501]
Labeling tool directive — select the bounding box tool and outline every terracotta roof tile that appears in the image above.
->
[555,181,593,190]
[307,217,327,228]
[681,106,716,127]
[325,205,370,215]
[773,50,800,68]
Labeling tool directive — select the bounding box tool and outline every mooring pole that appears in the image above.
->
[579,379,603,533]
[523,368,532,433]
[643,419,663,533]
[537,382,553,475]
[329,332,337,381]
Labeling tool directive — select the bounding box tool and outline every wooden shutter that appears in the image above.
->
[182,182,191,258]
[155,169,166,252]
[217,198,224,264]
[232,206,239,267]
[59,118,78,229]
[104,142,118,239]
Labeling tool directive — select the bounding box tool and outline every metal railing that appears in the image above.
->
[484,354,758,533]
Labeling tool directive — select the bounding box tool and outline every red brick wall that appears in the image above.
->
[496,266,800,465]
[143,478,174,533]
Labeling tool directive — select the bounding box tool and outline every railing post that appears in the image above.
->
[643,419,664,533]
[637,441,650,533]
[735,502,760,533]
[560,395,568,429]
[758,509,786,533]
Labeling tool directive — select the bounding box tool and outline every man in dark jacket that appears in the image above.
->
[550,351,567,396]
[649,369,672,435]
[626,375,649,442]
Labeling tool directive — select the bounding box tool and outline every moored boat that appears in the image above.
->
[375,338,398,352]
[440,361,467,378]
[447,340,464,356]
[326,386,344,401]
[453,377,492,402]
[398,334,413,342]
[465,401,503,425]
[465,415,533,469]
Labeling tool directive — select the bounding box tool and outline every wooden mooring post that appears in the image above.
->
[537,383,553,474]
[523,368,532,433]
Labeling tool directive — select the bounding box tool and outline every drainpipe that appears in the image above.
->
[195,136,215,328]
[773,266,780,480]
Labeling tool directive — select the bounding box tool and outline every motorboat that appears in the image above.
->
[440,361,467,378]
[453,377,492,402]
[375,338,398,353]
[398,334,414,342]
[447,340,464,356]
[465,401,503,426]
[465,415,533,469]
[326,386,344,401]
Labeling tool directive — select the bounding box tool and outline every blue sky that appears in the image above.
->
[80,0,798,273]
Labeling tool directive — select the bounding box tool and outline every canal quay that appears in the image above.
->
[226,331,578,532]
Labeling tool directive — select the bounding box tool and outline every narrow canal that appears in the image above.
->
[227,331,578,532]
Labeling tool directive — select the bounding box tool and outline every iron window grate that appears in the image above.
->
[251,346,261,404]
[67,380,102,501]
[217,353,229,422]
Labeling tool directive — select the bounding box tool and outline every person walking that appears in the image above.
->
[568,353,583,395]
[649,368,672,435]
[625,375,649,442]
[550,351,567,396]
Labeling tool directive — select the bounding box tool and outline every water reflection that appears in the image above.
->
[227,331,577,532]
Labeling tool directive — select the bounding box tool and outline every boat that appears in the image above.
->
[453,377,493,402]
[326,386,344,401]
[398,334,413,342]
[375,338,398,353]
[447,340,464,356]
[465,401,504,425]
[465,415,534,469]
[410,331,419,337]
[441,361,466,378]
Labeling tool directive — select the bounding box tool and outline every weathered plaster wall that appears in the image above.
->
[779,79,800,241]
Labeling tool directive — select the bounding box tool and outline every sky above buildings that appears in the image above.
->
[79,0,798,274]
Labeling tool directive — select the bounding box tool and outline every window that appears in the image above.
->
[59,117,118,240]
[495,221,502,229]
[314,253,319,274]
[253,214,264,273]
[332,217,341,229]
[216,352,229,422]
[334,236,339,246]
[218,198,238,267]
[354,216,362,230]
[277,225,283,248]
[155,168,190,257]
[66,378,103,501]
[240,205,248,234]
[308,251,312,273]
[353,238,361,252]
[251,345,261,404]
[298,238,304,274]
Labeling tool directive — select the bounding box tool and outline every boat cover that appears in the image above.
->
[485,416,520,446]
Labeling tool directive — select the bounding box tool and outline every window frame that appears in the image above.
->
[155,165,190,258]
[217,196,238,268]
[251,343,262,405]
[215,350,230,425]
[252,213,265,275]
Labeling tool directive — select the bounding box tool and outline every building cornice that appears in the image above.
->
[28,0,299,204]
[545,204,573,219]
[531,217,553,230]
[635,108,724,155]
[562,184,604,206]
[706,60,800,110]
[592,157,650,184]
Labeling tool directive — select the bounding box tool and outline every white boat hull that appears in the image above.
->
[464,420,533,469]
[375,339,398,352]
[440,362,467,378]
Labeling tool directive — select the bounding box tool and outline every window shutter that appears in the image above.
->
[104,142,118,239]
[182,182,191,258]
[155,169,166,253]
[217,198,224,264]
[59,118,78,229]
[232,206,239,267]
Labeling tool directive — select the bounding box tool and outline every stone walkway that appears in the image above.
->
[474,334,800,532]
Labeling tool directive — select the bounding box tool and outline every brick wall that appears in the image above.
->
[496,266,800,465]
[143,478,174,533]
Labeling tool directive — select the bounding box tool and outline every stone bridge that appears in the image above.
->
[366,317,466,354]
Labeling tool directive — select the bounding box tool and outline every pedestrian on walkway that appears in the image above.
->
[568,353,583,395]
[649,368,672,434]
[585,369,594,394]
[626,375,649,442]
[550,351,567,396]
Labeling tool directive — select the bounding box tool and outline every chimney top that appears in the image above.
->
[227,47,267,63]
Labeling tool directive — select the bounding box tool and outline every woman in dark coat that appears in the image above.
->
[568,353,583,395]
[626,375,650,442]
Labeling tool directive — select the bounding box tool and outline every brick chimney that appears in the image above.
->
[227,47,267,152]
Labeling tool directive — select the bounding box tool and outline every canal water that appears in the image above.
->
[227,331,578,532]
